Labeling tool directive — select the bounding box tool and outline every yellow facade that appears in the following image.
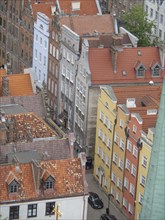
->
[93,87,117,194]
[110,105,129,208]
[135,128,153,220]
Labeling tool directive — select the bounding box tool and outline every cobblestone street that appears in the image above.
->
[86,170,127,220]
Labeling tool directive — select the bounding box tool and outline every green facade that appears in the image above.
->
[140,80,165,220]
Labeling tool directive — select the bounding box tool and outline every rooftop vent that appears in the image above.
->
[137,50,142,56]
[122,70,127,76]
[72,2,80,11]
[126,98,136,108]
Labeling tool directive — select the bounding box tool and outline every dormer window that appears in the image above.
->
[136,65,146,77]
[151,64,161,77]
[45,176,54,189]
[135,62,146,77]
[9,180,19,193]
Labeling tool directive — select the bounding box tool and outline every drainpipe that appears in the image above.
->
[134,138,142,217]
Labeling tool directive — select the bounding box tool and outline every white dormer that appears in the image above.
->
[147,109,157,115]
[72,2,80,11]
[126,98,136,108]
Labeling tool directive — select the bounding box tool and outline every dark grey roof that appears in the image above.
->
[6,151,43,163]
[0,138,71,164]
[0,104,27,115]
[0,94,45,119]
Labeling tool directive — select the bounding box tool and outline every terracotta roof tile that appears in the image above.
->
[0,158,85,203]
[60,0,99,15]
[0,73,33,97]
[89,47,164,84]
[60,14,114,36]
[32,3,55,20]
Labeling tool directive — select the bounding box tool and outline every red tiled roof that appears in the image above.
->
[0,158,84,203]
[60,0,99,15]
[60,14,114,36]
[89,47,164,85]
[0,73,33,97]
[32,3,55,20]
[113,84,161,107]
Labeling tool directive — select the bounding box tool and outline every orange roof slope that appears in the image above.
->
[60,14,114,36]
[89,47,164,85]
[0,73,33,97]
[0,158,84,202]
[60,0,99,15]
[32,3,55,20]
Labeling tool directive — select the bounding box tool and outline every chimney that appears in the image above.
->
[110,34,124,73]
[2,76,10,96]
[6,117,15,142]
[0,109,7,144]
[31,160,42,194]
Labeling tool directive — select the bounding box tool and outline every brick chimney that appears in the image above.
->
[110,34,124,73]
[2,76,10,96]
[0,109,7,144]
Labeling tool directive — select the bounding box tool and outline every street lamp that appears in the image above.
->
[106,193,114,215]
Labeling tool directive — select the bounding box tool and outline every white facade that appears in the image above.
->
[33,12,50,89]
[144,0,165,41]
[58,25,80,130]
[0,195,88,220]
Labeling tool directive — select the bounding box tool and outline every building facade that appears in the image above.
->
[144,0,165,42]
[33,12,50,89]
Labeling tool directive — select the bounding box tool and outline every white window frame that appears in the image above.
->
[117,177,122,189]
[142,155,147,168]
[131,164,136,177]
[133,124,137,133]
[114,133,119,145]
[124,177,129,189]
[111,172,116,183]
[125,159,130,171]
[139,193,143,204]
[123,197,128,208]
[113,152,117,164]
[120,139,125,150]
[140,175,146,187]
[130,183,135,196]
[118,158,123,170]
[133,145,138,158]
[127,140,132,152]
[120,119,124,128]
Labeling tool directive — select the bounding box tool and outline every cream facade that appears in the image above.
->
[94,86,117,193]
[135,128,153,220]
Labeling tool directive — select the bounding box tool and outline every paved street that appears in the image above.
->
[86,169,128,220]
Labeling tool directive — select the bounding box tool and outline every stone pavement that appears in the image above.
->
[86,169,128,220]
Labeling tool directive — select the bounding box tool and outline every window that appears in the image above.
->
[152,64,161,77]
[44,41,47,49]
[114,133,119,145]
[108,121,113,131]
[140,175,146,187]
[159,29,162,38]
[107,138,111,149]
[127,140,132,152]
[118,158,123,170]
[160,14,163,24]
[131,164,136,177]
[142,155,147,168]
[100,111,104,121]
[28,204,37,217]
[117,177,122,189]
[45,202,55,215]
[124,177,129,189]
[111,172,116,183]
[98,128,103,139]
[104,116,108,127]
[130,183,135,196]
[45,176,54,189]
[40,37,42,45]
[111,186,115,197]
[123,197,128,208]
[9,180,18,193]
[102,151,105,162]
[125,159,130,171]
[136,65,146,77]
[9,206,19,219]
[150,8,153,18]
[113,152,118,164]
[128,203,133,215]
[120,139,125,150]
[120,119,124,128]
[116,192,121,203]
[36,34,38,41]
[139,193,143,204]
[98,146,101,156]
[133,145,138,158]
[106,156,110,167]
[133,125,137,133]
